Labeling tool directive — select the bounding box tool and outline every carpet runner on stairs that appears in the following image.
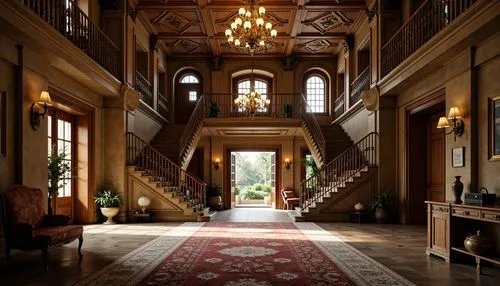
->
[75,222,414,286]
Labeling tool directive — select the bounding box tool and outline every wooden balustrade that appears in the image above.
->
[300,94,326,161]
[180,96,205,162]
[126,132,206,211]
[334,92,345,119]
[135,72,153,108]
[299,132,378,211]
[350,67,369,108]
[158,93,168,119]
[20,0,120,79]
[381,0,477,78]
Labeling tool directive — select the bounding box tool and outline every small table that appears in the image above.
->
[130,213,155,223]
[349,211,370,224]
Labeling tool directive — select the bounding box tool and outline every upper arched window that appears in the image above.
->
[179,74,199,84]
[234,76,271,113]
[305,73,327,113]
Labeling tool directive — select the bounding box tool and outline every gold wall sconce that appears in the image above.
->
[284,158,292,170]
[31,91,52,130]
[437,106,465,141]
[213,158,221,170]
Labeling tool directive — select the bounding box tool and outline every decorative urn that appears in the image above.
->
[354,202,365,211]
[138,195,151,214]
[452,176,464,204]
[464,231,496,255]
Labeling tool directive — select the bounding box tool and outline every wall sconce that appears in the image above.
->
[436,106,464,141]
[31,91,52,130]
[284,158,292,170]
[213,158,221,170]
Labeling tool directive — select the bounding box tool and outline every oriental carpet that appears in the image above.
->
[75,222,414,286]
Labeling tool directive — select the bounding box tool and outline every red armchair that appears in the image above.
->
[281,188,300,210]
[1,186,83,271]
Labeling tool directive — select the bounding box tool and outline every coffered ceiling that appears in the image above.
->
[136,0,367,57]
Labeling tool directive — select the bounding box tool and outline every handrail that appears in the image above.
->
[334,93,345,119]
[300,93,326,161]
[136,71,153,107]
[299,132,378,211]
[179,96,205,162]
[19,0,120,78]
[126,132,206,211]
[350,67,369,107]
[381,0,477,77]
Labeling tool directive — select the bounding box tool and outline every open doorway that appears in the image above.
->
[406,92,445,224]
[230,151,276,208]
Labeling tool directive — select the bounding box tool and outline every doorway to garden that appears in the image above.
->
[230,151,276,208]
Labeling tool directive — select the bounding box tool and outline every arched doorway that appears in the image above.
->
[175,70,202,124]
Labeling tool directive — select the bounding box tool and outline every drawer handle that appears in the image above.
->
[496,215,500,220]
[465,211,470,215]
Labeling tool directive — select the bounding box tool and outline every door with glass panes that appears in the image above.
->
[48,109,75,219]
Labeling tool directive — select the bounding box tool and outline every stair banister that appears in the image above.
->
[299,132,378,211]
[300,93,326,161]
[126,132,207,210]
[179,95,205,162]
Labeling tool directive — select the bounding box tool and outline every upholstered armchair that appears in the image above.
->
[281,188,300,210]
[1,186,83,271]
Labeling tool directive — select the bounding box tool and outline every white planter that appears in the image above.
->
[235,195,241,205]
[100,207,120,224]
[264,195,271,205]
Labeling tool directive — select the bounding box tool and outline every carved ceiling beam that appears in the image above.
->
[196,0,219,56]
[285,0,308,56]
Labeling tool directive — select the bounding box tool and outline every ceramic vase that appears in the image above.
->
[452,176,464,204]
[100,207,120,224]
[464,231,496,255]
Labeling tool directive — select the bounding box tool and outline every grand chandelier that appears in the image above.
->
[234,69,270,118]
[225,0,278,55]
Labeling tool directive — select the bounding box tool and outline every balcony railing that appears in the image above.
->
[350,67,369,107]
[334,92,345,119]
[203,93,301,118]
[158,92,168,119]
[381,0,477,77]
[20,0,120,79]
[135,72,153,108]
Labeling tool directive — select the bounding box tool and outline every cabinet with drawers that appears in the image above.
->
[426,201,500,274]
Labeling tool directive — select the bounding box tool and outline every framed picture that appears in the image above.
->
[489,96,500,160]
[0,91,5,156]
[452,147,465,168]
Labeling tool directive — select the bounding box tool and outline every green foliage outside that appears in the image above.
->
[234,152,273,201]
[48,145,71,198]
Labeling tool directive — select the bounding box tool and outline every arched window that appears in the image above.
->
[305,73,327,113]
[179,74,199,84]
[234,76,271,113]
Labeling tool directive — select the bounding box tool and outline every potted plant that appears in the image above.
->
[207,184,223,208]
[234,187,241,205]
[208,101,220,118]
[370,191,393,224]
[48,145,71,215]
[94,188,121,224]
[284,103,293,118]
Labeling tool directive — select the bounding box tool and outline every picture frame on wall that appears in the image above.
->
[0,91,6,156]
[489,96,500,160]
[452,147,465,168]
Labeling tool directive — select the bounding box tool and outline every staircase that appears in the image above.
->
[296,132,378,222]
[126,132,213,222]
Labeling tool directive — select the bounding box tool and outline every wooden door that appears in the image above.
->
[48,110,76,219]
[427,112,445,202]
[270,153,276,208]
[175,84,202,124]
[230,153,236,208]
[187,148,204,180]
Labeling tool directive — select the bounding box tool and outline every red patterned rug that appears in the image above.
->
[76,222,414,286]
[139,222,354,285]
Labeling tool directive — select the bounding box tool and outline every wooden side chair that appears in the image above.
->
[1,186,84,271]
[281,188,300,210]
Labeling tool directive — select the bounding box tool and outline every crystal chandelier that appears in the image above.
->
[225,0,278,55]
[234,69,270,118]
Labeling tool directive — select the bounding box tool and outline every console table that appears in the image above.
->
[426,201,500,274]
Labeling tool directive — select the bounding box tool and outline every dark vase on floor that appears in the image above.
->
[375,208,388,223]
[452,176,464,204]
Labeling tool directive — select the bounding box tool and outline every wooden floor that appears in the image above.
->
[1,208,499,285]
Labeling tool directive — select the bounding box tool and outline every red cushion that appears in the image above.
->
[4,186,45,228]
[33,225,83,245]
[286,198,300,203]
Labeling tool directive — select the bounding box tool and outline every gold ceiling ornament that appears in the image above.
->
[225,0,278,55]
[234,67,270,118]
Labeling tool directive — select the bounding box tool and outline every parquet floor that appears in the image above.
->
[1,208,499,285]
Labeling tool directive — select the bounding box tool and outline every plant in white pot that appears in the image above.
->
[94,188,121,224]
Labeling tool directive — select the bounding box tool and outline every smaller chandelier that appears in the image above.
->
[234,87,270,118]
[225,1,277,55]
